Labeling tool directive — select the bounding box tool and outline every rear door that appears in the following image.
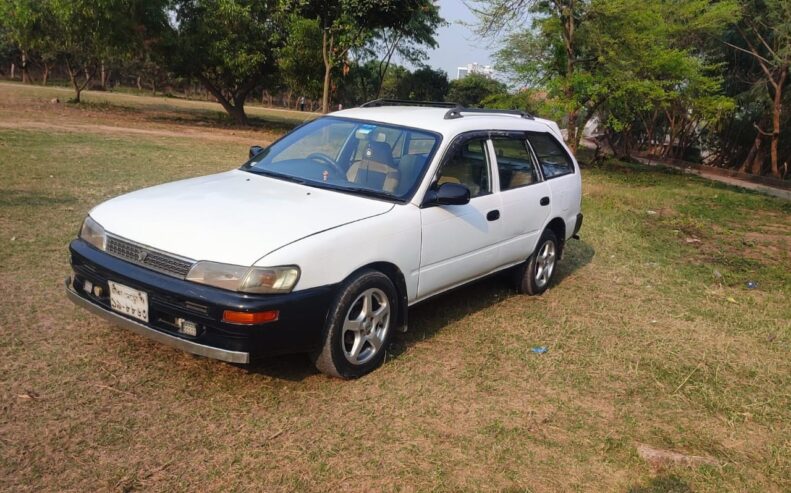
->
[526,131,579,234]
[490,134,552,265]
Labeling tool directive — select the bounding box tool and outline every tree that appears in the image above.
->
[396,66,449,101]
[167,0,285,124]
[47,0,164,102]
[588,0,736,159]
[446,73,507,107]
[0,0,49,83]
[723,0,790,178]
[301,0,438,113]
[484,0,737,157]
[473,0,594,151]
[278,16,324,105]
[366,2,444,98]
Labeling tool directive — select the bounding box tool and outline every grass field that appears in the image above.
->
[1,83,789,492]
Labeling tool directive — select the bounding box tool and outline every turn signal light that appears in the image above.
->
[222,310,279,325]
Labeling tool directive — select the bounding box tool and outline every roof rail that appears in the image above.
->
[444,107,534,120]
[360,98,460,109]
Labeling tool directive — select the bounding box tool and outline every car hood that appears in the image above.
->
[90,170,394,266]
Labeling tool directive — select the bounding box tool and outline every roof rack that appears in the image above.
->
[360,98,460,109]
[443,107,534,120]
[358,98,536,120]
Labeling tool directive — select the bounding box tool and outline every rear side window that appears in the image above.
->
[527,133,574,179]
[491,137,539,190]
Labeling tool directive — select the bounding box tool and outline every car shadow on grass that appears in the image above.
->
[391,238,595,358]
[244,239,594,380]
[242,354,321,381]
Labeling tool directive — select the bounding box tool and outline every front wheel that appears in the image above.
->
[514,229,559,295]
[312,269,397,379]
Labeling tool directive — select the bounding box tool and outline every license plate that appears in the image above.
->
[108,281,149,323]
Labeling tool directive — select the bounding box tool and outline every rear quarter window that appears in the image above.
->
[527,133,575,179]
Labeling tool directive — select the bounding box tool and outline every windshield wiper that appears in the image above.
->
[330,185,396,201]
[244,168,310,186]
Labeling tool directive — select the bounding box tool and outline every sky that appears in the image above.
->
[402,0,498,80]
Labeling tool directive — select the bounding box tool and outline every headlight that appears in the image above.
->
[80,216,106,251]
[186,262,300,294]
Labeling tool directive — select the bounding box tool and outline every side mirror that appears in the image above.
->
[249,145,265,159]
[424,182,471,207]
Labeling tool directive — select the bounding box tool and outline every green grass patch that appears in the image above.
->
[0,91,789,492]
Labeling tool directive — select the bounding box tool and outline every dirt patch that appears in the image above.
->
[0,83,280,146]
[0,120,265,145]
[636,443,720,471]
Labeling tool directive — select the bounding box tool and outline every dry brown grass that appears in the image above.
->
[1,83,789,492]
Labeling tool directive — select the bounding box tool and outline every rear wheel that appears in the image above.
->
[313,270,397,378]
[514,229,559,295]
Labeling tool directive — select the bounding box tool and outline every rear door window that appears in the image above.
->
[526,133,574,179]
[491,137,539,190]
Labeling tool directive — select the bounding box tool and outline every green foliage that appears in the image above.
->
[0,0,49,53]
[446,73,507,107]
[486,0,739,158]
[300,0,442,111]
[395,66,449,101]
[167,0,285,123]
[278,16,324,100]
[480,90,540,114]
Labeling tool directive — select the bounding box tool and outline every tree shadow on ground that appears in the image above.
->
[0,190,78,207]
[147,111,303,134]
[245,239,594,380]
[627,474,692,493]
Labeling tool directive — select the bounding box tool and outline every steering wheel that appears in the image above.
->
[307,152,346,178]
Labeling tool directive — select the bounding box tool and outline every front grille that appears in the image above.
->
[106,236,194,278]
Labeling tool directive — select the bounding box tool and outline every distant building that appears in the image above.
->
[456,63,495,80]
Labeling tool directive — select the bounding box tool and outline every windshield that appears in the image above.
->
[242,117,440,200]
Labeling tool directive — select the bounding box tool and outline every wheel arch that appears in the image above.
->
[545,217,566,259]
[346,261,408,332]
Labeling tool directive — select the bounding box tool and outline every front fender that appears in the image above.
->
[256,204,422,301]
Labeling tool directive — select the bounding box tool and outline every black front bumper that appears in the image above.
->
[67,239,337,362]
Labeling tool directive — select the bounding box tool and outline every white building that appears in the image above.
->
[456,63,495,80]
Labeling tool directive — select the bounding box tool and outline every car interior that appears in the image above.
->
[339,128,431,196]
[436,138,490,197]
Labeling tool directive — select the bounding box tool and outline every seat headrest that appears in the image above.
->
[364,141,395,167]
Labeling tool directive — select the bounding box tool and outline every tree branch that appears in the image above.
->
[753,122,772,136]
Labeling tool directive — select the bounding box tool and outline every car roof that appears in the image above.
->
[330,106,564,142]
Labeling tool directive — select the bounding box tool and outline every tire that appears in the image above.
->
[514,229,559,295]
[312,269,397,379]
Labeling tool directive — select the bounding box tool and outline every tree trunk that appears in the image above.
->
[321,29,333,113]
[196,74,249,125]
[100,61,107,90]
[375,33,402,99]
[561,2,577,153]
[42,63,50,86]
[752,146,766,175]
[65,59,91,103]
[21,50,30,83]
[10,63,15,79]
[740,134,762,172]
[768,67,787,178]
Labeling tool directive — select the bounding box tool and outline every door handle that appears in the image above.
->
[487,210,500,221]
[540,196,550,206]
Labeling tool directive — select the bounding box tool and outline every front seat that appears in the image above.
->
[347,141,400,193]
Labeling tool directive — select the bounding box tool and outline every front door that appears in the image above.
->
[418,136,503,300]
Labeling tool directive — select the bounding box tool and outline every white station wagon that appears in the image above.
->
[67,100,583,378]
